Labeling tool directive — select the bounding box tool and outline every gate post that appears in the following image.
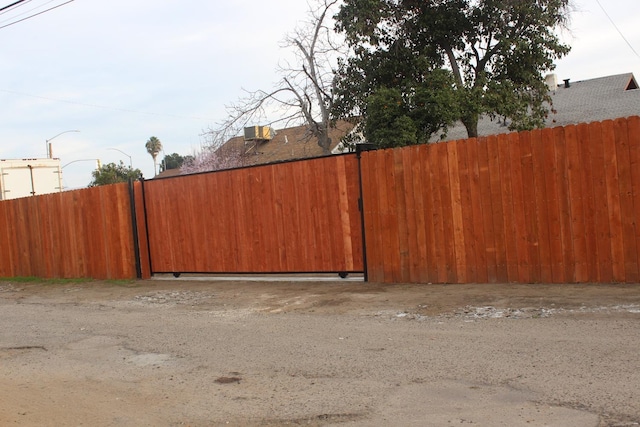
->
[355,143,377,282]
[128,178,143,279]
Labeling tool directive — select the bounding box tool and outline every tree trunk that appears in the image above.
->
[318,131,332,155]
[461,114,479,139]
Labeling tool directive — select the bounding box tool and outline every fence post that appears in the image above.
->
[356,143,377,282]
[128,179,142,279]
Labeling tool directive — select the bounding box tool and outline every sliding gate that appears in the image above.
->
[141,154,364,276]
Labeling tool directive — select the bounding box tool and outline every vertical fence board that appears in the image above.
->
[400,148,419,282]
[407,146,428,283]
[613,118,639,282]
[520,132,541,282]
[576,123,599,281]
[465,139,489,283]
[363,151,383,282]
[497,134,519,282]
[486,135,508,282]
[530,130,553,282]
[346,157,364,270]
[431,145,447,281]
[457,139,478,282]
[627,117,640,275]
[447,142,466,282]
[327,157,346,270]
[383,149,402,282]
[565,125,589,282]
[476,137,497,282]
[588,122,614,282]
[393,149,410,281]
[602,120,626,281]
[541,128,564,282]
[554,127,576,282]
[509,132,531,282]
[268,167,285,271]
[0,202,13,276]
[424,145,443,283]
[436,142,456,283]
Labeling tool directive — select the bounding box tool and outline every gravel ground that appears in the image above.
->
[0,279,639,426]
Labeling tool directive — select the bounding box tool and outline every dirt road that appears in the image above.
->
[1,278,639,426]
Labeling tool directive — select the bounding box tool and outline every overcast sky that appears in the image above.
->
[1,0,639,189]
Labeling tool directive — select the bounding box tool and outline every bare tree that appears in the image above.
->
[180,144,246,175]
[204,0,345,156]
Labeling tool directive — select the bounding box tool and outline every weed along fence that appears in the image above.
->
[1,116,640,283]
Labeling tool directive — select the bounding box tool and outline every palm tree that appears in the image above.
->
[145,136,163,176]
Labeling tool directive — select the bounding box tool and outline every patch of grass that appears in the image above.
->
[0,277,92,285]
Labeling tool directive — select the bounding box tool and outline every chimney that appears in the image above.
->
[563,78,571,88]
[545,74,558,91]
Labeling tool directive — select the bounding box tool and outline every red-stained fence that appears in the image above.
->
[0,183,138,279]
[140,154,364,275]
[2,117,640,283]
[361,117,640,283]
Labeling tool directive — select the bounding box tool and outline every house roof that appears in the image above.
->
[438,72,640,141]
[210,73,638,166]
[154,168,182,179]
[218,120,356,166]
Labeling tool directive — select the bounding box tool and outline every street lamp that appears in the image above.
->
[46,130,80,158]
[61,159,101,169]
[107,148,133,169]
[60,159,100,190]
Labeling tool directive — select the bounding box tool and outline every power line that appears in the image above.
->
[0,0,31,13]
[0,0,73,30]
[0,1,55,25]
[594,0,640,60]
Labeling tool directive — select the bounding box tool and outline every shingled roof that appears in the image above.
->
[438,72,640,141]
[219,120,356,166]
[213,73,638,165]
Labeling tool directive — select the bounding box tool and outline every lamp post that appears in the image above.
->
[61,159,101,169]
[60,158,100,190]
[46,130,80,158]
[107,148,133,169]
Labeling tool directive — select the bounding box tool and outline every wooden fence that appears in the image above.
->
[141,154,363,274]
[361,117,640,283]
[2,116,639,283]
[0,183,138,279]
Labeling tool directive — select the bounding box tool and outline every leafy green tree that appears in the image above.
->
[89,161,142,187]
[160,153,192,172]
[334,0,572,144]
[145,136,163,176]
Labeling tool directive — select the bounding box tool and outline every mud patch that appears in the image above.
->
[0,284,20,293]
[132,291,215,306]
[215,376,242,384]
[0,346,47,359]
[259,412,367,426]
[385,304,640,321]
